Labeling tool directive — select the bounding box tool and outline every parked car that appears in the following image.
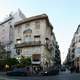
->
[6,67,32,76]
[41,67,59,76]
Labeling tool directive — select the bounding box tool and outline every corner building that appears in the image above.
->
[14,14,59,71]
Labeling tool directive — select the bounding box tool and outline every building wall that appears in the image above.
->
[66,25,80,71]
[0,10,26,58]
[21,46,42,57]
[0,22,10,43]
[14,16,56,70]
[14,19,47,44]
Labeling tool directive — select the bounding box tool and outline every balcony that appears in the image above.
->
[15,41,41,48]
[44,42,53,51]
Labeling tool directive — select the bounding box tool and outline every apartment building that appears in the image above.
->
[66,25,80,72]
[0,9,26,59]
[14,14,61,71]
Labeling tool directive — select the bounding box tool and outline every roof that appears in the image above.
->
[0,17,13,25]
[14,14,53,29]
[0,9,26,25]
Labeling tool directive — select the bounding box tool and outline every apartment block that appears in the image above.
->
[14,14,61,71]
[0,9,26,59]
[66,25,80,72]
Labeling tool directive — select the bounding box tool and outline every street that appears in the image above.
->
[0,71,80,80]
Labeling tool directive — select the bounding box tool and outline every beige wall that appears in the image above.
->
[14,18,55,69]
[15,19,48,44]
[21,46,42,57]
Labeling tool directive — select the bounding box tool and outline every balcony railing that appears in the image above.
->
[15,41,41,48]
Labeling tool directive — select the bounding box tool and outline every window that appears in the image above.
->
[77,57,79,61]
[23,29,32,33]
[9,25,13,41]
[24,35,32,42]
[79,39,80,42]
[23,28,32,42]
[75,48,80,57]
[35,21,40,29]
[16,39,21,44]
[72,48,75,53]
[72,43,75,47]
[17,26,21,33]
[34,35,40,41]
[16,49,22,55]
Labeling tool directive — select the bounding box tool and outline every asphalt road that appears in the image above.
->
[0,71,80,80]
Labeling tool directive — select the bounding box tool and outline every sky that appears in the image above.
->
[0,0,80,63]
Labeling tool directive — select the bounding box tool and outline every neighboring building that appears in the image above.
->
[0,9,26,58]
[14,14,61,71]
[0,42,9,60]
[66,25,80,72]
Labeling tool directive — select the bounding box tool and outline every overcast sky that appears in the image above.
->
[0,0,80,63]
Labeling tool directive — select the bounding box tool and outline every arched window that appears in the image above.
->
[23,28,32,33]
[23,28,32,42]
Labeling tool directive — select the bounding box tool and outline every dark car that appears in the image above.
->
[6,68,27,76]
[41,67,59,76]
[61,66,66,72]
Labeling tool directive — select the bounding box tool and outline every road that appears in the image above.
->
[0,71,80,80]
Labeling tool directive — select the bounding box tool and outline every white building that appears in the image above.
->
[0,9,26,58]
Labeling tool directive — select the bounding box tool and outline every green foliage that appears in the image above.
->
[19,56,31,67]
[0,60,6,66]
[6,58,19,66]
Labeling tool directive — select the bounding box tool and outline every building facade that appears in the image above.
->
[14,14,61,71]
[66,25,80,72]
[0,9,26,59]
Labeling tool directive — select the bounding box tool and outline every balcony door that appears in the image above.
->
[23,28,32,42]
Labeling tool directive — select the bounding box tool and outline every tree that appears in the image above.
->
[6,58,19,66]
[19,56,31,67]
[0,42,7,60]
